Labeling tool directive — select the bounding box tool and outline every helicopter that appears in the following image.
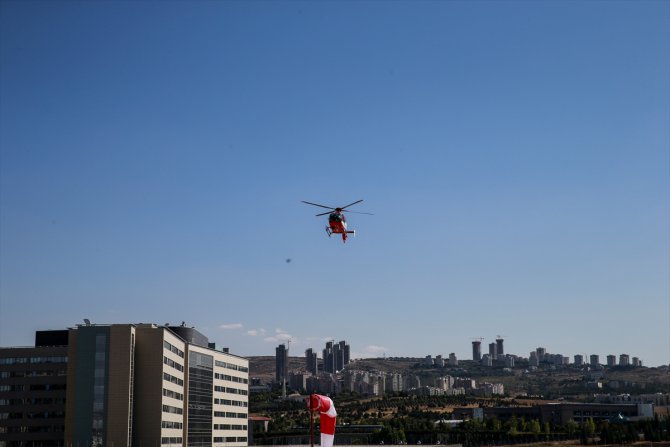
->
[301,199,373,242]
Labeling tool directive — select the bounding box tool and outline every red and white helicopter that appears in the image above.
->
[301,199,373,243]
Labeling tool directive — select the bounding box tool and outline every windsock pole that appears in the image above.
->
[309,398,314,447]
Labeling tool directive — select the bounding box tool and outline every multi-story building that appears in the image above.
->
[453,378,476,390]
[448,353,458,366]
[67,323,248,447]
[471,341,481,361]
[550,354,568,366]
[488,343,497,360]
[385,372,404,393]
[306,373,338,395]
[322,341,334,373]
[275,344,288,384]
[305,348,318,375]
[619,354,630,366]
[607,355,617,367]
[496,338,504,357]
[435,376,454,390]
[404,374,421,390]
[288,372,309,391]
[574,354,584,366]
[2,323,248,447]
[319,340,350,374]
[65,324,137,446]
[590,354,600,367]
[478,382,504,396]
[336,340,350,371]
[0,330,68,447]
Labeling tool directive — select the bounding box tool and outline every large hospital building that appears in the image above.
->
[0,323,249,447]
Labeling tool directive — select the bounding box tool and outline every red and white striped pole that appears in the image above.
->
[307,394,337,447]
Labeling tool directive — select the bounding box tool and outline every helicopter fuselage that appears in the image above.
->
[326,220,355,242]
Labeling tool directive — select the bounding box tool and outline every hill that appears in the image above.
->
[249,356,670,397]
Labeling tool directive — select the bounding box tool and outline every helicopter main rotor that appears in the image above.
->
[301,200,373,216]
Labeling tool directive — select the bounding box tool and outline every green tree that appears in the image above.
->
[581,418,596,437]
[372,426,406,444]
[565,420,579,436]
[529,419,541,434]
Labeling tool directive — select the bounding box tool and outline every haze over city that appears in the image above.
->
[1,1,668,366]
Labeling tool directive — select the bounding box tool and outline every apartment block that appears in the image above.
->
[0,330,68,447]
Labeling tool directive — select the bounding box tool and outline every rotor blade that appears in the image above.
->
[343,211,374,215]
[316,210,373,216]
[340,199,363,210]
[301,200,336,210]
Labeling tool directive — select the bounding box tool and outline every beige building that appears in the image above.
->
[61,322,248,447]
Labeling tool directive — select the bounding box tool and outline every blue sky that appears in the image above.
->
[1,0,668,366]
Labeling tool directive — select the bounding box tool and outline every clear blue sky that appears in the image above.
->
[1,0,668,366]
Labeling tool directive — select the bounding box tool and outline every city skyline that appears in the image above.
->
[0,324,655,369]
[1,1,668,367]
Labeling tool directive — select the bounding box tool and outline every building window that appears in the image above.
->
[162,405,184,415]
[163,340,185,358]
[162,420,184,429]
[164,356,184,372]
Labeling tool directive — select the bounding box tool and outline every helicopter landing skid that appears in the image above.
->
[325,227,355,237]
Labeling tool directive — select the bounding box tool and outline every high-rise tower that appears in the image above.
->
[275,344,288,384]
[496,337,504,357]
[488,342,497,360]
[322,341,334,373]
[305,348,318,375]
[472,341,482,361]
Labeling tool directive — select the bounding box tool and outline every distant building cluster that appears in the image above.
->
[527,347,642,370]
[272,340,352,395]
[0,323,249,447]
[471,338,643,369]
[270,343,505,398]
[266,336,647,398]
[406,376,504,398]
